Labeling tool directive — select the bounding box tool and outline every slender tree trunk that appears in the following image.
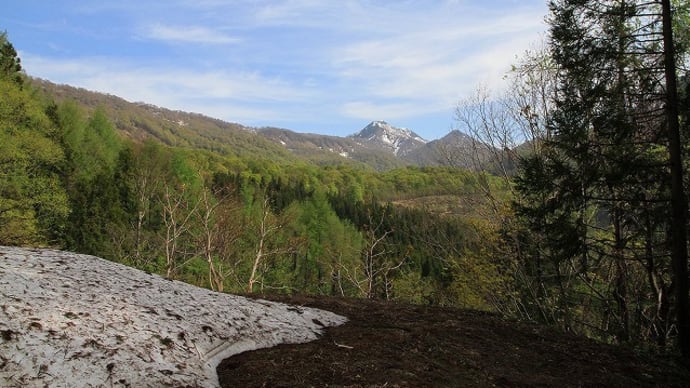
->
[248,235,264,293]
[613,207,629,343]
[204,230,222,292]
[248,198,271,293]
[134,174,148,262]
[661,0,690,358]
[135,209,145,259]
[644,207,669,348]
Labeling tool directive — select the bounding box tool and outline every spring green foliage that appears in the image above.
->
[0,34,514,311]
[0,74,67,245]
[58,102,127,254]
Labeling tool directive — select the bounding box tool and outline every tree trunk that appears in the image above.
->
[247,198,270,293]
[661,0,690,359]
[613,207,629,343]
[248,237,264,293]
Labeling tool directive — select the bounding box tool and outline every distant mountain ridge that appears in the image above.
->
[32,79,482,171]
[404,130,477,168]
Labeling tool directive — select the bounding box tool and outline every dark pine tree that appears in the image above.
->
[515,0,688,352]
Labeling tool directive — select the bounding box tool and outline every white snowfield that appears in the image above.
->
[0,246,347,387]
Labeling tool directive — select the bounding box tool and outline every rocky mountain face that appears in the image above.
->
[258,120,500,171]
[348,120,428,157]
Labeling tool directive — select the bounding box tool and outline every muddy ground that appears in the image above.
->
[217,295,690,387]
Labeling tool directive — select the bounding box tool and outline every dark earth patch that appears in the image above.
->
[218,295,690,387]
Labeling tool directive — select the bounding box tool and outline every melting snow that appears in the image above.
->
[0,246,346,387]
[358,121,427,156]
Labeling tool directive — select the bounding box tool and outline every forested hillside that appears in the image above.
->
[33,80,412,171]
[32,79,307,165]
[1,32,514,313]
[33,80,487,171]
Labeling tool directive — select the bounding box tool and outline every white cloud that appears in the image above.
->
[341,101,442,121]
[12,1,549,137]
[20,53,313,124]
[330,6,547,119]
[254,0,323,20]
[144,23,241,45]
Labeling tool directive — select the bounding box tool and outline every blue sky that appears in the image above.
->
[3,1,548,140]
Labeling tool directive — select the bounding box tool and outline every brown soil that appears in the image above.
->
[217,295,690,387]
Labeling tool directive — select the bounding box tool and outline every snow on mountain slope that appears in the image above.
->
[349,121,427,156]
[0,246,346,387]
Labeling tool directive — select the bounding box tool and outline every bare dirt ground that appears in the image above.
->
[218,295,690,387]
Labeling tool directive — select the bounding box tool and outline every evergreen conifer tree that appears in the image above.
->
[515,0,688,351]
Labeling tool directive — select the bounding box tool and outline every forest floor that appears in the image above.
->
[218,295,690,387]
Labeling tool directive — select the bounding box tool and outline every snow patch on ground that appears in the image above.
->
[0,246,346,387]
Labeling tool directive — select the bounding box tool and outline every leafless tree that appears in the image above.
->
[246,196,299,293]
[196,185,244,292]
[340,209,405,299]
[447,44,559,320]
[161,183,199,279]
[451,44,556,192]
[130,143,168,265]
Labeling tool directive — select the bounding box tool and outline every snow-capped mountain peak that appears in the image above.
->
[349,121,427,156]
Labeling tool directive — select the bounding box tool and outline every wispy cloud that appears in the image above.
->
[20,53,313,124]
[330,6,547,121]
[9,0,549,138]
[144,23,241,45]
[341,101,438,121]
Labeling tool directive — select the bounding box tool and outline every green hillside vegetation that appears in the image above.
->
[257,126,407,170]
[2,34,514,312]
[34,79,303,165]
[35,80,406,171]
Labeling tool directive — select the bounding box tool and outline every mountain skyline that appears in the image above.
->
[39,76,459,143]
[35,78,485,172]
[4,1,548,140]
